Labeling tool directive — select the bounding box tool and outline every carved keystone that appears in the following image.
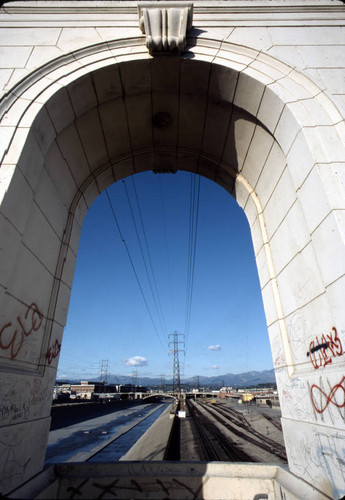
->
[138,2,193,56]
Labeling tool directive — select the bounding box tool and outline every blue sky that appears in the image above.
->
[57,171,273,382]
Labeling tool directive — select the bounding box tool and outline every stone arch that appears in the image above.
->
[142,394,176,402]
[1,38,345,497]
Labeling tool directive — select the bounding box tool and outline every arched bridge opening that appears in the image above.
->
[1,39,345,498]
[142,394,177,402]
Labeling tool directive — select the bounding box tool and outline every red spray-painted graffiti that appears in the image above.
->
[307,327,343,370]
[0,303,43,359]
[45,339,61,365]
[311,376,345,414]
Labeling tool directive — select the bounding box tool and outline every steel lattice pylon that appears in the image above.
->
[168,331,185,396]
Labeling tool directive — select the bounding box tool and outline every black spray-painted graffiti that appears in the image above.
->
[65,477,270,500]
[306,327,343,370]
[66,478,205,500]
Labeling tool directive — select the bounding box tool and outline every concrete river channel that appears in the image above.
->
[45,401,171,465]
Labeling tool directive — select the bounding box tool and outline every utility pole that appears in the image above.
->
[168,331,185,398]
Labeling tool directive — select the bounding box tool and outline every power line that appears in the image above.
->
[57,352,100,376]
[59,352,99,367]
[105,188,166,353]
[132,176,170,336]
[158,175,176,329]
[184,173,201,347]
[123,177,168,338]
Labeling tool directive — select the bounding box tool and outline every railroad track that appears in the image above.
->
[186,399,255,462]
[208,404,286,457]
[219,404,283,433]
[261,412,283,432]
[196,401,287,462]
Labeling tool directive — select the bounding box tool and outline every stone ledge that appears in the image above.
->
[10,462,332,499]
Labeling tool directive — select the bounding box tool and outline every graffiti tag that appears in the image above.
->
[45,339,61,365]
[307,327,343,370]
[0,303,43,359]
[311,376,345,414]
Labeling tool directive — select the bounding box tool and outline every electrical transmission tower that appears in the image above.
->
[168,331,185,396]
[160,373,166,392]
[99,359,110,384]
[132,370,138,387]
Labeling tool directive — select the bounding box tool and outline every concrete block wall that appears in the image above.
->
[0,1,345,497]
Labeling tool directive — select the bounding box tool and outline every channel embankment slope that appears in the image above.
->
[120,404,175,461]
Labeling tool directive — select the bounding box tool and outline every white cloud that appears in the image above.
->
[212,365,219,370]
[208,344,221,351]
[125,356,148,367]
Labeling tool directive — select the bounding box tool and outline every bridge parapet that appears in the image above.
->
[10,462,330,499]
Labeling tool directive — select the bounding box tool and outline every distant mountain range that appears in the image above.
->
[186,369,276,387]
[59,369,276,388]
